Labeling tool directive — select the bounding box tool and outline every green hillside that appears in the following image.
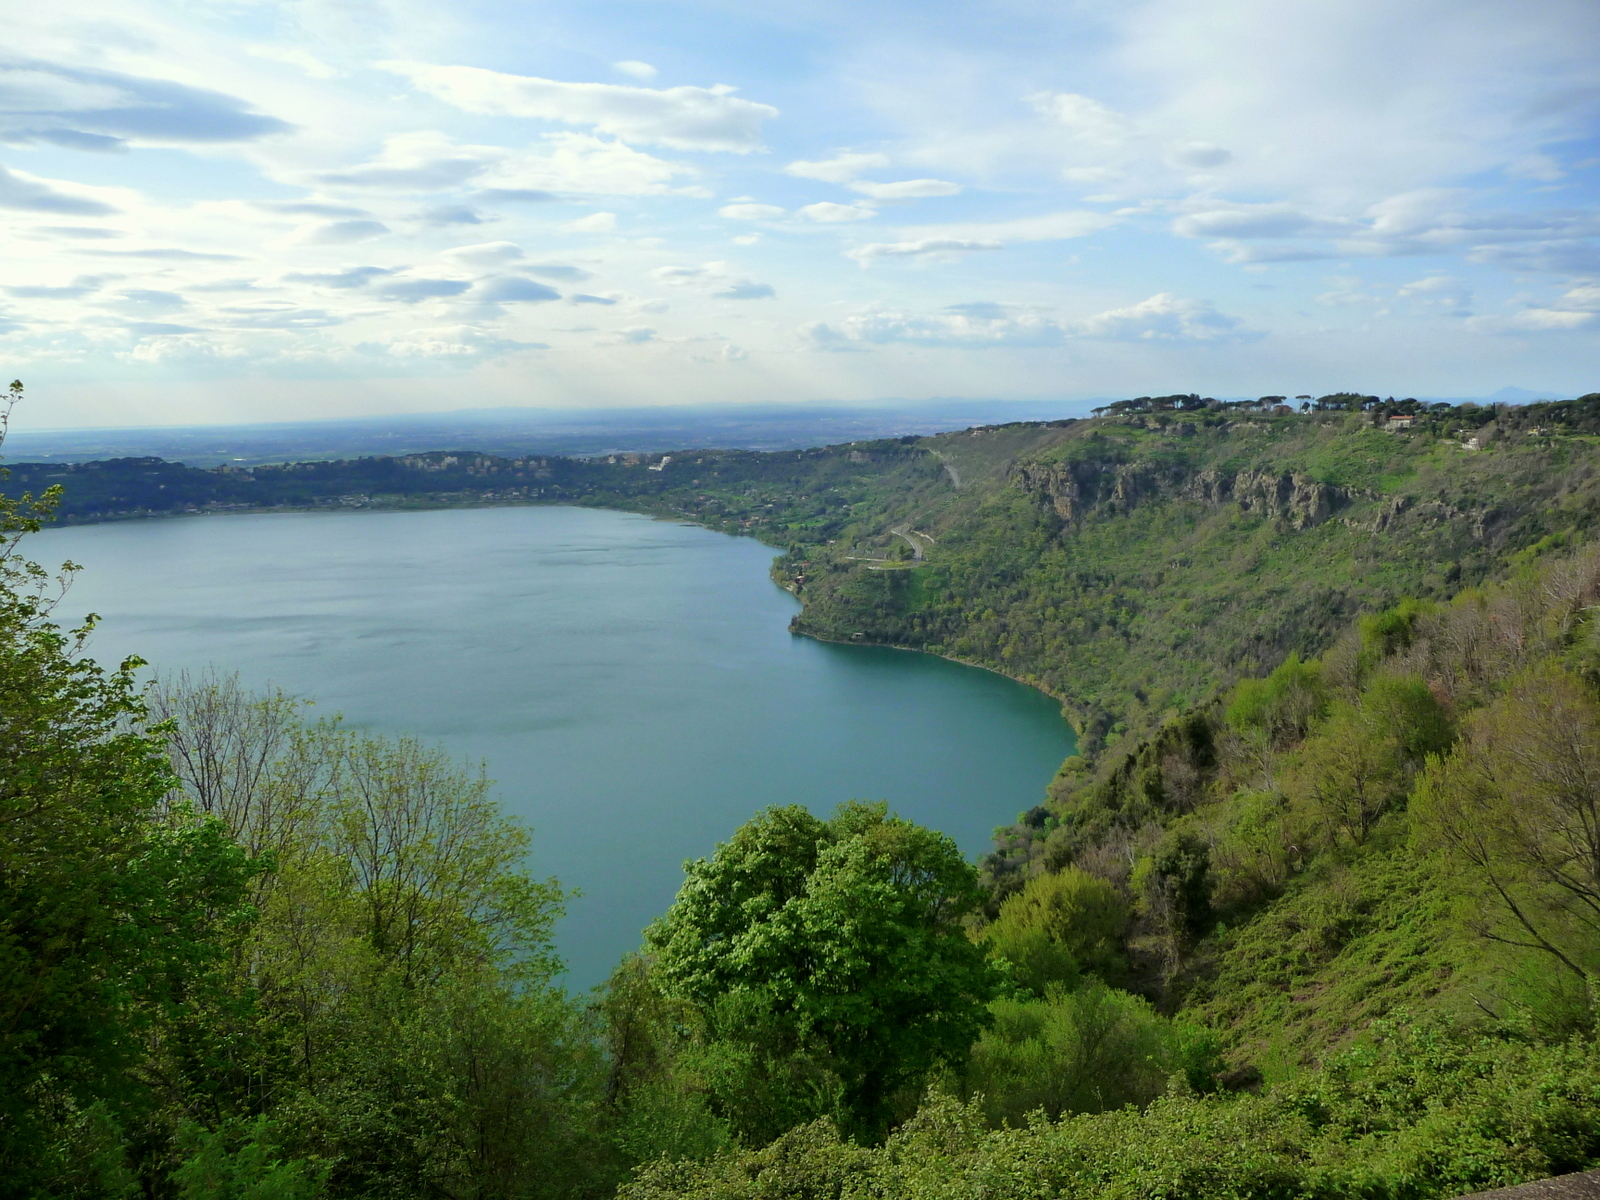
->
[10,391,1600,1197]
[781,402,1600,754]
[616,468,1600,1200]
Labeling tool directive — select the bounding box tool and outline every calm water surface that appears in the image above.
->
[36,506,1075,987]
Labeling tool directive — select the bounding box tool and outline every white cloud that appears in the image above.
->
[111,288,187,314]
[0,59,291,151]
[215,303,342,330]
[1472,282,1600,332]
[1505,152,1565,182]
[287,218,389,244]
[523,264,591,281]
[799,201,876,222]
[1030,93,1133,146]
[282,266,397,289]
[373,277,472,303]
[381,61,777,152]
[848,178,960,200]
[246,46,339,80]
[714,281,774,299]
[1173,204,1352,240]
[1501,308,1600,331]
[1181,189,1600,267]
[802,293,1248,349]
[564,211,618,232]
[371,325,548,359]
[492,133,696,195]
[846,237,1003,264]
[1561,284,1600,310]
[314,131,496,190]
[916,211,1119,243]
[0,165,119,215]
[847,210,1115,264]
[1075,293,1247,341]
[718,202,785,219]
[804,302,1065,349]
[415,204,488,226]
[782,152,959,203]
[1062,167,1123,185]
[1110,0,1600,202]
[783,152,890,183]
[613,61,658,80]
[475,277,561,303]
[441,241,523,266]
[1398,274,1473,316]
[1166,142,1233,169]
[312,131,694,197]
[1469,242,1600,274]
[652,262,727,285]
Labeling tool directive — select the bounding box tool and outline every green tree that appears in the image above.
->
[1413,664,1600,985]
[0,384,257,1188]
[1133,830,1212,975]
[1286,675,1450,847]
[1226,654,1326,746]
[1287,705,1402,846]
[170,1118,324,1200]
[963,982,1190,1126]
[147,672,608,1198]
[647,802,996,1142]
[981,867,1127,995]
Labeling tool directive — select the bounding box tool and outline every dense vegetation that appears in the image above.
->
[8,383,1600,1198]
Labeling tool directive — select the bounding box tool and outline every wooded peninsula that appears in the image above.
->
[7,388,1600,1199]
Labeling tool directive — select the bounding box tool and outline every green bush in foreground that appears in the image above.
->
[624,1021,1600,1200]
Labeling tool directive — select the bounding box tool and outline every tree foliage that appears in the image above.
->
[981,867,1126,995]
[647,803,996,1141]
[0,386,257,1192]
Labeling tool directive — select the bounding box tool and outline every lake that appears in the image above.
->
[34,505,1076,988]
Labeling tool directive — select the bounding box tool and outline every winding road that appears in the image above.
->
[890,524,932,560]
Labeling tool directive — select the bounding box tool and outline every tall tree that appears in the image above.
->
[648,802,995,1142]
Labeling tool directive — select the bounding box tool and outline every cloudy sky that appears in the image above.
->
[5,0,1600,427]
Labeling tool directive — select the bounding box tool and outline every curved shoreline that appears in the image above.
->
[27,494,1086,755]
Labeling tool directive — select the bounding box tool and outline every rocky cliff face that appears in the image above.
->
[1224,469,1342,529]
[1011,459,1347,529]
[1008,460,1188,521]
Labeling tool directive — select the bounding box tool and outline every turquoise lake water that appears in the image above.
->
[34,505,1076,988]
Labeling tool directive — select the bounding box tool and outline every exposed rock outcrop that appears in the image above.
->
[1230,469,1341,529]
[1011,460,1347,529]
[1009,460,1187,522]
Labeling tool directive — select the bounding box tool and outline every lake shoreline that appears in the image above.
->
[35,503,1077,986]
[30,494,1082,727]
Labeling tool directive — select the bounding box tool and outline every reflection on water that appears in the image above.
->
[36,506,1076,988]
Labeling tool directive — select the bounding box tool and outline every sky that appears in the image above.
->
[4,0,1600,428]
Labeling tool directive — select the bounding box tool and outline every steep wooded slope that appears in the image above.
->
[783,408,1600,751]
